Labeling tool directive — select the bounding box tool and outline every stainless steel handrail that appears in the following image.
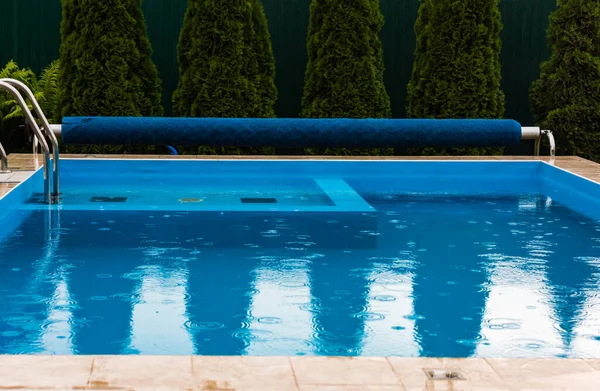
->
[0,81,52,203]
[0,142,9,173]
[0,78,60,200]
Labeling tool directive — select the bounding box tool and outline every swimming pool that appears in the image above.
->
[0,159,599,357]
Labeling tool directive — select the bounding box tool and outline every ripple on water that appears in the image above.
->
[485,318,521,330]
[372,295,396,302]
[280,259,311,268]
[279,281,308,289]
[299,302,322,314]
[0,331,21,338]
[403,314,425,321]
[230,287,260,297]
[4,315,38,329]
[257,317,282,325]
[511,338,548,351]
[184,320,225,332]
[231,328,272,342]
[456,334,487,347]
[353,312,385,321]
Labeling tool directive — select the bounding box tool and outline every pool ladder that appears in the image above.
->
[0,78,60,204]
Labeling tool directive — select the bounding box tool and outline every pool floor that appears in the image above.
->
[1,192,599,357]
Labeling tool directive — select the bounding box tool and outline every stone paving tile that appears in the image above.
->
[0,183,17,198]
[584,359,600,370]
[290,357,400,386]
[0,355,93,388]
[193,356,298,391]
[89,356,194,389]
[514,370,600,391]
[485,358,594,384]
[388,358,505,391]
[5,170,34,182]
[158,154,202,159]
[299,387,405,391]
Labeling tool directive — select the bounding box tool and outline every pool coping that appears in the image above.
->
[0,355,599,390]
[1,154,600,390]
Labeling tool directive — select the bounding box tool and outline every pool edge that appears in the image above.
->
[0,355,597,390]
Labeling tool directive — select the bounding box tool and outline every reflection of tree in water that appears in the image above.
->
[307,254,373,355]
[304,211,380,356]
[0,211,55,353]
[67,250,137,354]
[538,203,600,352]
[407,197,501,357]
[60,211,149,354]
[185,213,287,355]
[186,254,257,355]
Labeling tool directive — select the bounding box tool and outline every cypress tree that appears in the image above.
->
[58,0,163,153]
[173,0,274,118]
[172,0,277,155]
[405,0,505,155]
[125,0,164,117]
[301,0,391,119]
[250,0,277,118]
[58,0,143,118]
[530,0,600,161]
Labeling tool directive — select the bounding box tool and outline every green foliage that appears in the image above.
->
[38,60,61,121]
[404,0,505,156]
[124,0,164,117]
[301,0,391,119]
[0,60,61,152]
[173,0,277,119]
[0,60,60,123]
[530,0,600,161]
[299,0,391,156]
[172,0,278,155]
[251,0,278,118]
[58,0,163,153]
[0,60,40,121]
[59,0,141,117]
[58,0,163,118]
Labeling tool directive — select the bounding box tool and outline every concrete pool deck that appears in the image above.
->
[1,153,600,390]
[0,356,599,390]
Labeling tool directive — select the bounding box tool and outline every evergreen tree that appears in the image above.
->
[125,0,164,117]
[57,0,163,153]
[301,0,391,119]
[407,0,504,119]
[173,0,277,118]
[58,0,142,118]
[250,0,277,118]
[530,0,600,161]
[405,0,505,155]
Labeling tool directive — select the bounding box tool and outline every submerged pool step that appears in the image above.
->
[20,178,375,213]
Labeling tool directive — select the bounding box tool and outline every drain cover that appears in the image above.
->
[424,369,466,380]
[179,197,203,203]
[90,196,127,203]
[240,197,277,204]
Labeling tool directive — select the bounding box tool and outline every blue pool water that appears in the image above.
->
[1,160,600,357]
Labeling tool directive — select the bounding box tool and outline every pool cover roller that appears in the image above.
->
[61,117,523,148]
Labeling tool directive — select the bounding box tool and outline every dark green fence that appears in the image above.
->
[1,0,556,124]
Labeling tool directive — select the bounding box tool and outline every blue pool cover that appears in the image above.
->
[61,117,523,147]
